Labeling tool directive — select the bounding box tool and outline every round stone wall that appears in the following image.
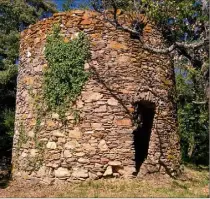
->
[12,10,181,184]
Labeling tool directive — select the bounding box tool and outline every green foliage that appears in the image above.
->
[176,66,209,165]
[0,0,57,85]
[2,109,15,137]
[102,0,208,43]
[44,24,90,118]
[0,0,56,155]
[0,109,15,152]
[144,0,208,42]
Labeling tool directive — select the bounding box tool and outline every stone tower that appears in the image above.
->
[12,10,181,184]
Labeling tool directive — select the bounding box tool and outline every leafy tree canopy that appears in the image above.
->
[0,0,57,153]
[91,0,209,88]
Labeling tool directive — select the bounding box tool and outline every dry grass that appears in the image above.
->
[0,165,209,198]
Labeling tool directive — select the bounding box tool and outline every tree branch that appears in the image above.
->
[92,2,208,54]
[175,39,208,49]
[111,0,118,26]
[192,101,207,104]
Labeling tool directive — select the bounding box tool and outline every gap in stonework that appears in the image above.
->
[132,100,156,175]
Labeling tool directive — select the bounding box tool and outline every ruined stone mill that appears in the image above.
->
[12,10,181,184]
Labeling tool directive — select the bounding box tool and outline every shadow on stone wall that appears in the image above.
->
[90,66,133,119]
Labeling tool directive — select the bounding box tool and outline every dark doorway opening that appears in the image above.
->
[132,100,155,175]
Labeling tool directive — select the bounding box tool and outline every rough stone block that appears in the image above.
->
[107,98,118,106]
[65,141,80,149]
[30,149,38,157]
[46,142,57,149]
[114,119,132,126]
[83,92,103,102]
[52,130,65,137]
[94,105,107,113]
[103,166,112,176]
[68,127,82,139]
[27,131,35,138]
[54,167,70,178]
[108,161,122,166]
[98,140,108,151]
[72,169,89,178]
[75,152,85,157]
[108,41,128,50]
[52,113,59,120]
[78,158,90,163]
[63,150,72,158]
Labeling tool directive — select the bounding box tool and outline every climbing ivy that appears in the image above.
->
[44,24,91,118]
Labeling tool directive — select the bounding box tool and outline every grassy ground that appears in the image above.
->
[0,164,209,198]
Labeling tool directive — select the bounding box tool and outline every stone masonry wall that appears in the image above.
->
[12,10,181,184]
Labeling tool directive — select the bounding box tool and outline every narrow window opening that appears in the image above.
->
[132,100,156,175]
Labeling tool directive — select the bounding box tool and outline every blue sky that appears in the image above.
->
[52,0,90,10]
[52,0,63,10]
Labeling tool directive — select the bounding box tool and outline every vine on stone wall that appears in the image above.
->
[44,24,91,118]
